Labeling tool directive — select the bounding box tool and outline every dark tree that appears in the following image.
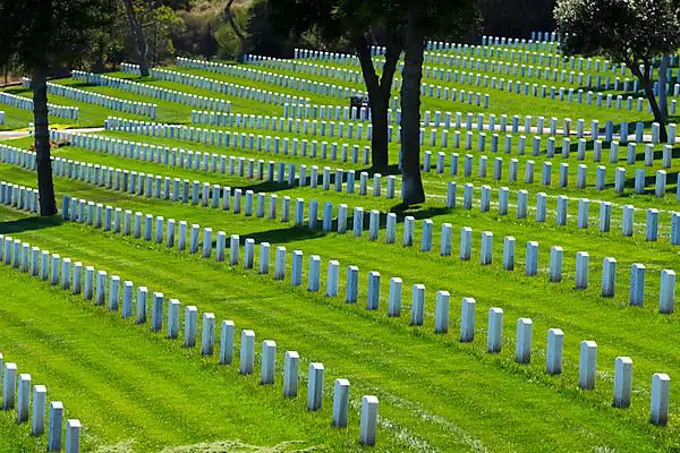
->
[397,0,479,204]
[269,0,404,171]
[555,0,680,142]
[123,0,151,76]
[0,0,116,216]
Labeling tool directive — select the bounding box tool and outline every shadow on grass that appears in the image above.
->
[225,225,324,248]
[0,215,62,235]
[220,203,450,248]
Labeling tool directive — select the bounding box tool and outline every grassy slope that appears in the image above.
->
[0,159,679,450]
[0,47,679,452]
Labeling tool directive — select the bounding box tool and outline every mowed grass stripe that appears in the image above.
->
[2,165,680,371]
[0,205,675,451]
[0,262,389,452]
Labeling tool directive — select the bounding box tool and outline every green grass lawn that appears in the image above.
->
[0,194,678,452]
[1,44,680,452]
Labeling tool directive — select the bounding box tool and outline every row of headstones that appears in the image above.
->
[416,62,641,95]
[224,108,672,158]
[283,100,669,149]
[342,39,640,82]
[296,51,601,89]
[43,79,157,119]
[112,114,383,153]
[176,57,363,101]
[24,122,680,256]
[43,134,398,201]
[0,92,78,120]
[53,176,678,316]
[404,125,678,159]
[31,127,680,255]
[287,47,635,95]
[423,45,626,74]
[190,110,375,133]
[253,52,629,94]
[71,70,231,113]
[283,52,658,114]
[0,230,381,446]
[246,54,491,109]
[102,117,377,164]
[432,114,673,145]
[7,159,676,321]
[53,199,675,426]
[295,42,621,76]
[18,128,675,252]
[442,124,676,162]
[494,32,558,46]
[528,31,558,43]
[421,149,677,199]
[0,354,80,452]
[120,62,141,75]
[2,138,394,217]
[244,56,366,85]
[296,40,659,86]
[445,182,680,244]
[432,128,674,166]
[6,131,675,304]
[149,66,320,108]
[0,183,40,214]
[412,59,630,92]
[294,39,557,67]
[429,71,652,113]
[192,109,672,154]
[181,57,487,111]
[173,111,376,139]
[243,54,491,109]
[420,44,680,93]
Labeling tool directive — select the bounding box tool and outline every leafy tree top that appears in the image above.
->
[0,0,116,71]
[555,0,680,65]
[269,0,478,47]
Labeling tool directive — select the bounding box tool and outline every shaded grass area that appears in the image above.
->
[0,208,677,452]
[0,164,679,450]
[2,50,680,452]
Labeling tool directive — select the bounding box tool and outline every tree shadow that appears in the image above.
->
[622,170,679,193]
[224,224,325,248]
[0,215,62,235]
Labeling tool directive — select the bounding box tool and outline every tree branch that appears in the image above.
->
[379,31,403,97]
[353,33,379,96]
[224,0,245,43]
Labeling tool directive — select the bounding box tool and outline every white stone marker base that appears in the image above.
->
[360,395,379,446]
[332,378,350,427]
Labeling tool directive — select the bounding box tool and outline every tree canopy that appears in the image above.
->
[555,0,680,64]
[555,0,680,141]
[0,0,116,216]
[0,0,116,72]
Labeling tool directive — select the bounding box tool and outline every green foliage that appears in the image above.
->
[555,0,680,63]
[268,0,479,51]
[134,2,186,64]
[214,5,248,60]
[0,0,117,71]
[174,1,223,57]
[214,22,243,60]
[245,0,293,57]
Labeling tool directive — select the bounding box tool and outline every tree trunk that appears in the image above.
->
[659,54,669,119]
[632,62,668,142]
[644,78,668,142]
[123,0,150,77]
[355,34,402,170]
[32,67,57,217]
[399,5,426,205]
[225,0,246,63]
